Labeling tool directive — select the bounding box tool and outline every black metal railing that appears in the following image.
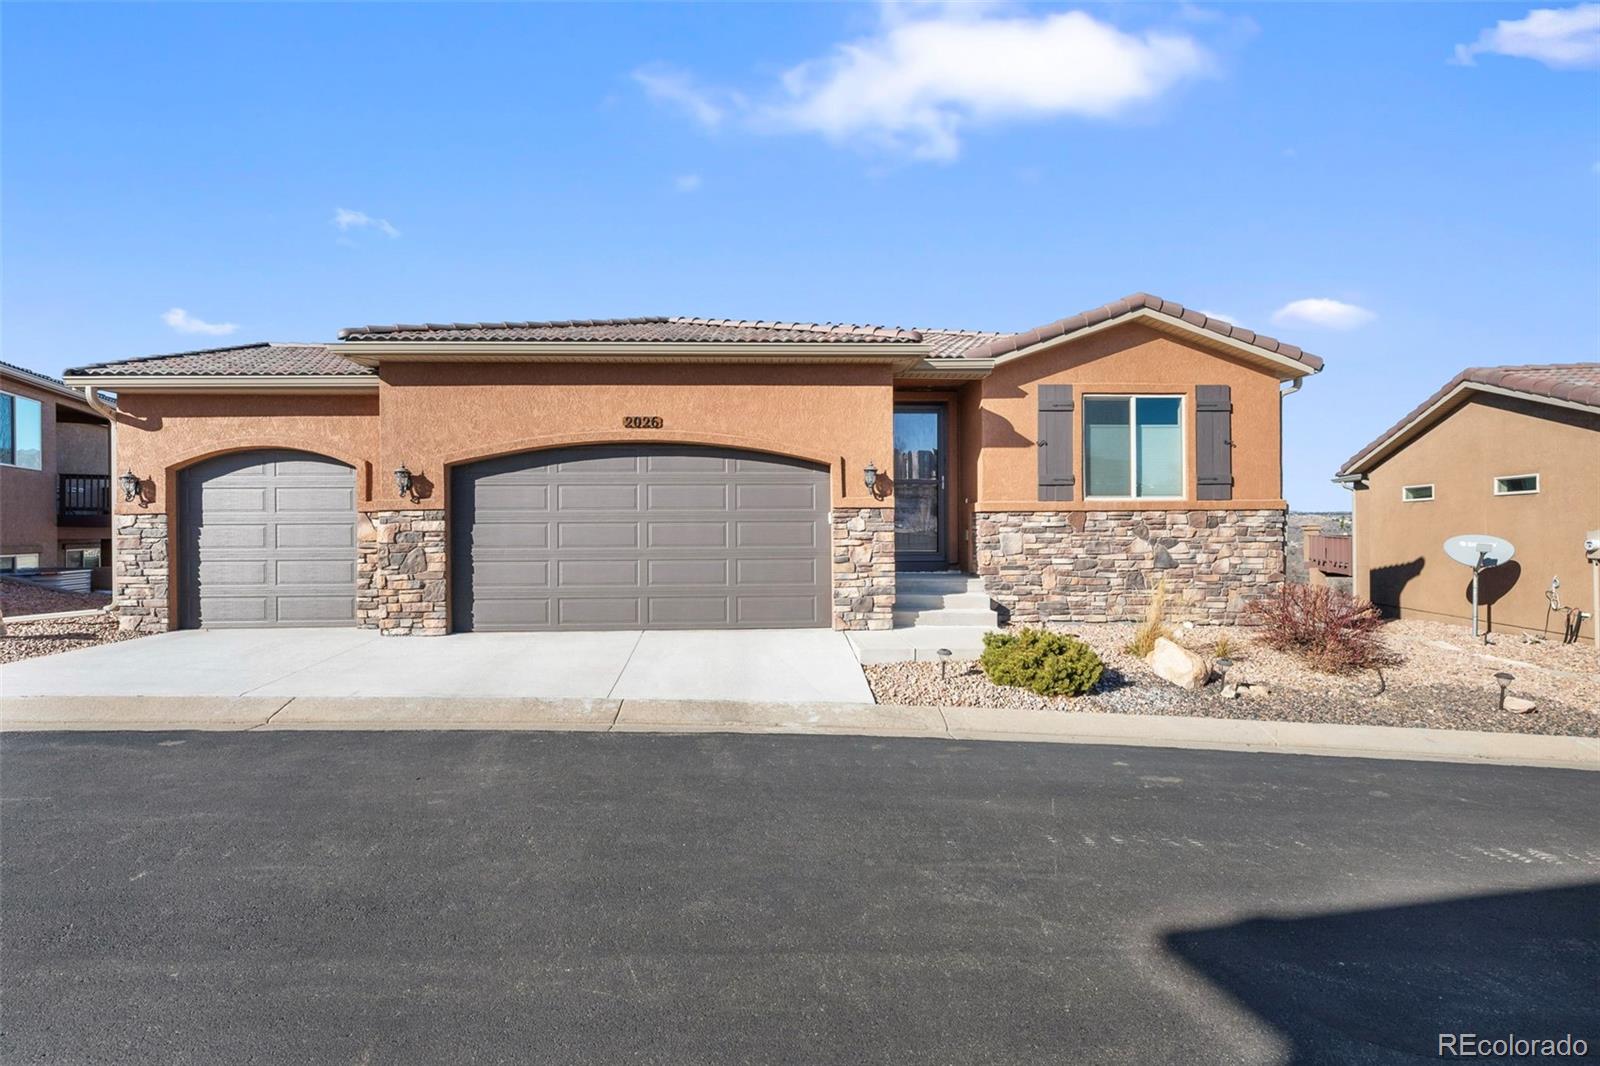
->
[58,473,111,520]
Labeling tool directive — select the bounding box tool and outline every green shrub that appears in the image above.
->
[980,628,1105,697]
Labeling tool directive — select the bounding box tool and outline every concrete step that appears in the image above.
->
[895,572,985,594]
[891,608,1001,628]
[892,590,993,611]
[846,626,996,664]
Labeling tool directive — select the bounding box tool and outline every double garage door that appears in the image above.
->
[179,445,830,631]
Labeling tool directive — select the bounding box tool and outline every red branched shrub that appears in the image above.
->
[1244,584,1400,673]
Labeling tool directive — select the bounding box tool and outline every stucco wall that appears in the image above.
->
[975,322,1287,509]
[375,361,895,510]
[111,391,381,516]
[2,373,111,565]
[56,421,110,476]
[1354,394,1599,639]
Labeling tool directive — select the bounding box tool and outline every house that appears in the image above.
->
[1335,363,1600,641]
[0,360,114,587]
[60,294,1322,636]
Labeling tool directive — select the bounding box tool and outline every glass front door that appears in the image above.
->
[893,405,946,565]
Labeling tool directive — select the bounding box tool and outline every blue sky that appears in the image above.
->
[3,2,1596,509]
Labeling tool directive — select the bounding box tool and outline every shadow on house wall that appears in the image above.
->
[1368,557,1423,613]
[1164,882,1600,1064]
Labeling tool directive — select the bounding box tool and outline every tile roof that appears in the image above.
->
[917,329,1011,359]
[0,358,95,402]
[68,343,373,378]
[1337,363,1600,476]
[961,292,1325,372]
[338,316,923,344]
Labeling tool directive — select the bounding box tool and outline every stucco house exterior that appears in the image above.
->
[1,360,113,586]
[1335,363,1599,641]
[61,294,1323,636]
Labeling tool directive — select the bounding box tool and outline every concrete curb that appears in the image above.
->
[2,607,112,623]
[2,695,1594,771]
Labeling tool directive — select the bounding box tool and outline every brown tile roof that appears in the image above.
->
[961,292,1325,372]
[68,343,372,377]
[338,316,922,344]
[917,329,1010,359]
[1337,363,1600,477]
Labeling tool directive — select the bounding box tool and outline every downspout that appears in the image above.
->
[1279,377,1303,581]
[81,386,119,606]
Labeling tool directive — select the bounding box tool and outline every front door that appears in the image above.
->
[893,404,947,567]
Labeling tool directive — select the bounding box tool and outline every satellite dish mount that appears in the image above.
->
[1443,535,1517,639]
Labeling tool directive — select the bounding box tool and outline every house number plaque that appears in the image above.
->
[623,415,664,429]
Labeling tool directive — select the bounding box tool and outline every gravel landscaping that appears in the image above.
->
[0,578,111,617]
[0,615,136,665]
[865,619,1599,738]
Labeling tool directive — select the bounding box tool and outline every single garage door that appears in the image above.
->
[452,445,831,631]
[179,449,358,628]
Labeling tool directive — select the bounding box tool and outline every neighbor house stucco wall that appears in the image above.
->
[1,371,111,567]
[1353,393,1599,639]
[975,322,1287,509]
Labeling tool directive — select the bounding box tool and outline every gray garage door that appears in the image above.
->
[179,450,358,629]
[452,445,831,631]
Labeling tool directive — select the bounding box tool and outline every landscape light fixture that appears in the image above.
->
[1493,671,1514,711]
[863,461,879,494]
[937,647,952,680]
[394,466,414,501]
[119,470,142,502]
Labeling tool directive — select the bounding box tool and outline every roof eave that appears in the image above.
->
[1336,379,1600,477]
[988,308,1322,380]
[332,340,931,369]
[61,374,377,393]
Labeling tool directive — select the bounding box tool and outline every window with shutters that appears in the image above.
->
[1083,395,1184,499]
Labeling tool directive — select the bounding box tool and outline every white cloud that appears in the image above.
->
[639,6,1213,161]
[333,207,400,239]
[674,174,704,193]
[1271,298,1375,331]
[633,66,732,129]
[1453,4,1600,69]
[162,308,238,336]
[1197,309,1237,325]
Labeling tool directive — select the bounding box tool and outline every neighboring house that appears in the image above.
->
[1335,363,1600,641]
[0,361,113,586]
[61,293,1322,635]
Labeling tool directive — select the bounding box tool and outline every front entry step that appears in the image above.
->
[846,627,995,664]
[892,608,1000,628]
[849,570,1002,662]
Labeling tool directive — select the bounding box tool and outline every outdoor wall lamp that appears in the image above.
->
[119,470,142,502]
[394,465,415,501]
[863,461,879,493]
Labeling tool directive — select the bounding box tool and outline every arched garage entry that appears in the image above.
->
[179,449,358,628]
[451,444,830,631]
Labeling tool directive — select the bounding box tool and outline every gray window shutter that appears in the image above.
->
[1038,384,1074,501]
[1195,385,1233,500]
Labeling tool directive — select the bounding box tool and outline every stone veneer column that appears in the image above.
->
[114,512,171,634]
[358,510,448,635]
[976,509,1285,625]
[831,507,895,630]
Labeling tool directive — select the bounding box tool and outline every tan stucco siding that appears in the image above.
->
[974,322,1286,509]
[111,392,380,515]
[376,362,895,509]
[1353,394,1600,639]
[1,373,111,564]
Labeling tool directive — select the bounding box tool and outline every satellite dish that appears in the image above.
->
[1444,534,1515,569]
[1443,534,1517,639]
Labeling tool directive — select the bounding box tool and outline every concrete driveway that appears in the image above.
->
[0,627,874,703]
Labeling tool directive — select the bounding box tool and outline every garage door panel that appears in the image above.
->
[475,483,550,511]
[180,450,358,629]
[453,444,830,631]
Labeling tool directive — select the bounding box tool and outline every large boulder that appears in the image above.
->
[1145,637,1212,690]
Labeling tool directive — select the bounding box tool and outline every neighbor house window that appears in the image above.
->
[0,554,42,573]
[0,391,44,470]
[1493,474,1539,496]
[64,545,102,568]
[1084,395,1183,498]
[1401,484,1435,502]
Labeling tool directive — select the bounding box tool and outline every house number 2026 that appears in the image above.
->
[623,415,663,429]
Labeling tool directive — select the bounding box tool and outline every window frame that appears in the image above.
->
[1081,393,1187,502]
[0,553,42,573]
[64,544,103,569]
[0,390,44,471]
[1492,473,1540,496]
[1401,484,1435,502]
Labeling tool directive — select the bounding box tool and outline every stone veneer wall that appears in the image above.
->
[358,509,448,635]
[831,508,895,630]
[976,509,1285,625]
[114,512,170,633]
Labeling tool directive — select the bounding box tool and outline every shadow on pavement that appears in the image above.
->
[1164,881,1600,1064]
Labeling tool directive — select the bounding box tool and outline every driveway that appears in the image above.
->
[3,732,1596,1064]
[0,627,874,703]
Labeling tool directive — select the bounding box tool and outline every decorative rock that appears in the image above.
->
[1504,696,1537,714]
[1145,636,1212,690]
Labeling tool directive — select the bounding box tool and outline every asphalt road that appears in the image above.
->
[2,732,1596,1066]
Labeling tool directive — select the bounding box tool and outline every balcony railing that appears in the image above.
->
[58,473,111,525]
[1306,532,1353,577]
